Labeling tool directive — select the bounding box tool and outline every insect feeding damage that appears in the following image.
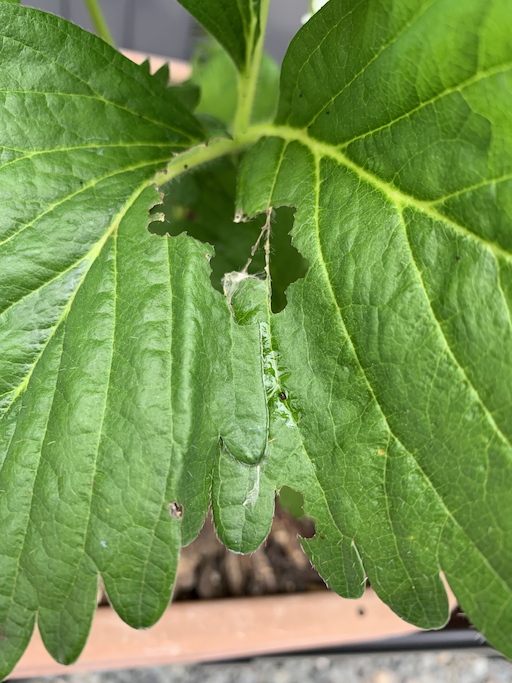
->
[219,206,298,466]
[168,501,184,519]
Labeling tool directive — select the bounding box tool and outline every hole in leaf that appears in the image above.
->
[168,501,183,519]
[277,487,315,539]
[278,485,306,519]
[149,158,307,312]
[277,486,316,540]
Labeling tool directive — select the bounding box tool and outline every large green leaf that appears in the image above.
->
[236,0,512,658]
[0,6,289,676]
[2,0,512,674]
[0,3,230,676]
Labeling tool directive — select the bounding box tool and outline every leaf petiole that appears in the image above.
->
[233,0,272,137]
[152,129,263,187]
[84,0,115,46]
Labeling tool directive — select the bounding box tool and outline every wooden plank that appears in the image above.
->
[12,590,446,679]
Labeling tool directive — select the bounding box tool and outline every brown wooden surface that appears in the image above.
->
[11,590,453,679]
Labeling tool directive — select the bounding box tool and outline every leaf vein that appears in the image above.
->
[340,61,512,149]
[0,142,176,174]
[0,328,67,631]
[311,153,429,605]
[80,232,118,594]
[254,126,512,263]
[430,172,512,205]
[307,153,512,596]
[0,157,169,250]
[0,184,150,417]
[305,0,439,129]
[399,206,512,452]
[0,90,193,140]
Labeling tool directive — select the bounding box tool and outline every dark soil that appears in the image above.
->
[170,507,472,632]
[173,505,326,601]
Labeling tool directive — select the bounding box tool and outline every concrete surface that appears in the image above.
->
[14,651,512,683]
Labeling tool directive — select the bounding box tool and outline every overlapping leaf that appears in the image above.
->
[235,0,512,657]
[177,0,262,72]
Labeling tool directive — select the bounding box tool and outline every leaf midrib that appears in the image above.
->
[0,158,168,251]
[304,153,512,596]
[250,123,512,263]
[0,142,177,174]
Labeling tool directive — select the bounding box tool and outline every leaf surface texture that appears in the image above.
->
[236,0,512,656]
[0,0,511,674]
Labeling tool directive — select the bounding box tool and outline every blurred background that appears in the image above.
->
[21,0,309,62]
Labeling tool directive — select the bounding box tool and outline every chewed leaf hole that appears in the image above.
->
[168,501,183,519]
[277,487,316,540]
[278,485,305,518]
[277,486,315,539]
[149,159,307,312]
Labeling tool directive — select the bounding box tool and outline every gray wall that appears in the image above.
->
[22,1,309,62]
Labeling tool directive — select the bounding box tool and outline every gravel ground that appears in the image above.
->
[16,651,512,683]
